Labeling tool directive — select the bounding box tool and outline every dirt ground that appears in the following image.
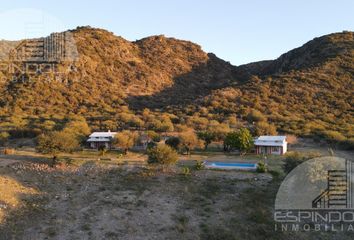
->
[0,145,353,240]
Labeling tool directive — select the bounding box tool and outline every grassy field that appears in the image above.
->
[0,146,353,239]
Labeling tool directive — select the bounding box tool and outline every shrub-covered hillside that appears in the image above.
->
[0,27,352,147]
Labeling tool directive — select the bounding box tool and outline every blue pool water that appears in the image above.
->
[205,162,257,170]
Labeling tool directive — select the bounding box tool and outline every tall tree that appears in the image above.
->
[224,128,253,154]
[197,131,216,150]
[36,131,79,167]
[179,131,202,155]
[114,130,138,154]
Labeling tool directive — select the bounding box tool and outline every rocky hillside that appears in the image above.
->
[198,31,354,140]
[0,27,237,116]
[0,27,352,144]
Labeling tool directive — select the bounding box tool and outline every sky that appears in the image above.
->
[0,0,353,65]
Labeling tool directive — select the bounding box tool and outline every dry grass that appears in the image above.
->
[0,147,353,239]
[0,176,39,223]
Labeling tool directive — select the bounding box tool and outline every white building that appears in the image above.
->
[87,131,117,149]
[254,136,287,155]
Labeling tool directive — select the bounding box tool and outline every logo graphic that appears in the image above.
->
[312,160,353,209]
[274,157,354,232]
[0,8,79,84]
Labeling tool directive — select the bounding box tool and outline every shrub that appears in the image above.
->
[36,131,79,155]
[256,160,267,173]
[254,121,277,136]
[197,131,216,150]
[207,123,230,141]
[195,160,204,170]
[146,141,157,150]
[114,130,138,154]
[283,151,321,174]
[0,132,10,146]
[147,131,161,142]
[3,148,15,155]
[36,131,80,167]
[321,130,346,143]
[147,145,178,165]
[339,138,354,150]
[286,135,298,145]
[165,137,181,150]
[223,128,253,154]
[179,131,203,155]
[182,167,191,176]
[247,110,267,123]
[98,145,107,156]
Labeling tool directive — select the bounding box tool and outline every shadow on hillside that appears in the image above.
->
[126,53,240,110]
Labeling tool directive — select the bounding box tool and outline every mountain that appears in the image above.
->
[0,27,352,145]
[199,31,353,141]
[0,27,237,116]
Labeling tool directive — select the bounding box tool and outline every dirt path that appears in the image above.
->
[0,158,20,167]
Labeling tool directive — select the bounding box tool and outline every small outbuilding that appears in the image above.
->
[254,136,287,155]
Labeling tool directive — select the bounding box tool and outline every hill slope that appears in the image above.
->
[0,27,352,143]
[198,31,353,140]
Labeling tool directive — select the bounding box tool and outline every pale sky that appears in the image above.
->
[0,0,353,65]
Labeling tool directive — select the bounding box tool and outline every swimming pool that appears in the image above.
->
[204,162,257,170]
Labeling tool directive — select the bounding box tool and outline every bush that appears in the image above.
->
[223,128,253,154]
[283,152,305,174]
[320,130,346,143]
[256,161,267,173]
[146,141,157,150]
[0,132,10,146]
[3,148,15,155]
[197,131,215,150]
[254,121,277,136]
[114,130,138,154]
[98,145,107,156]
[283,151,321,174]
[286,135,298,145]
[247,110,267,123]
[195,160,204,170]
[182,167,191,176]
[339,138,354,150]
[179,131,203,154]
[147,131,161,142]
[147,145,178,165]
[36,131,79,155]
[165,137,181,150]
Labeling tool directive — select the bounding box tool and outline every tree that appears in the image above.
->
[254,121,277,136]
[165,137,181,150]
[179,131,202,155]
[283,152,321,174]
[159,120,174,132]
[223,128,253,154]
[0,132,9,146]
[197,131,216,150]
[236,128,254,154]
[147,131,161,142]
[147,145,178,165]
[223,132,239,152]
[36,131,79,167]
[128,116,144,129]
[63,117,91,143]
[114,130,138,154]
[208,122,230,141]
[247,110,267,123]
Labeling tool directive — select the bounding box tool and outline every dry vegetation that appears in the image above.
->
[0,27,351,148]
[1,154,353,240]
